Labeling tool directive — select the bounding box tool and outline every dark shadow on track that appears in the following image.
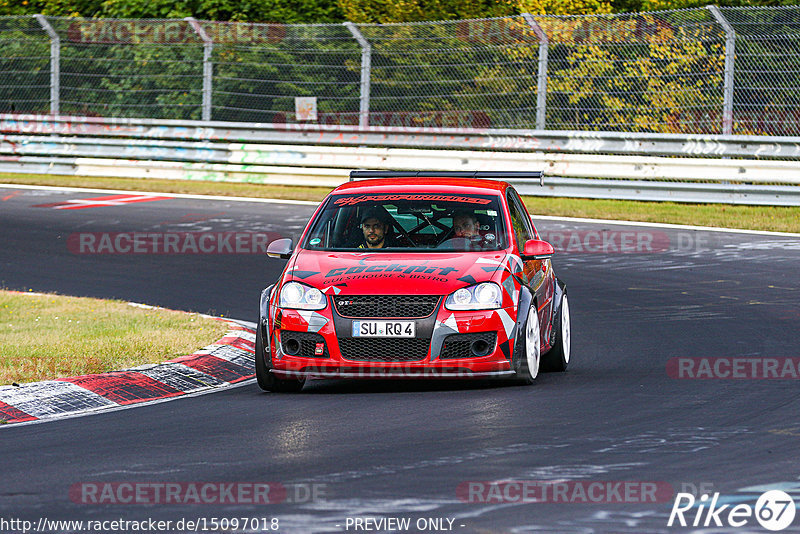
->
[260,375,566,394]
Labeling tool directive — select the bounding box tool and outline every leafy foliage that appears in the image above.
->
[3,2,800,135]
[0,0,344,22]
[0,17,51,113]
[6,0,800,20]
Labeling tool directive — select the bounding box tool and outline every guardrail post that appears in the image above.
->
[707,6,735,135]
[522,13,549,130]
[34,15,59,116]
[344,22,371,129]
[185,17,213,122]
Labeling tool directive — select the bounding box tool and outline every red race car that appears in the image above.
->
[256,171,570,392]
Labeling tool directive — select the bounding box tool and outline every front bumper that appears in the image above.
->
[271,368,516,379]
[267,299,519,378]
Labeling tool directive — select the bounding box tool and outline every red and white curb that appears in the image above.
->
[0,319,256,426]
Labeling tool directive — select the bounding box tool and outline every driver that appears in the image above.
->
[359,208,391,249]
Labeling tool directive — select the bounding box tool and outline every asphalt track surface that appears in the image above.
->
[2,185,800,533]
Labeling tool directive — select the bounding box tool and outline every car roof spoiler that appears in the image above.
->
[349,170,544,183]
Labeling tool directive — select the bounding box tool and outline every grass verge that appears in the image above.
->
[2,172,799,233]
[0,172,330,202]
[0,290,230,384]
[523,196,800,234]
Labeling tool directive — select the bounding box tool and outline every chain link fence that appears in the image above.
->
[1,7,799,135]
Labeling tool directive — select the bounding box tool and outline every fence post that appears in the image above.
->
[707,5,735,135]
[34,15,59,116]
[185,17,213,122]
[344,22,371,129]
[522,13,549,130]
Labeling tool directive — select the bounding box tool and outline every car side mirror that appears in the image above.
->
[521,239,555,260]
[267,238,294,259]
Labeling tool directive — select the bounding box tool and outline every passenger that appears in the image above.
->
[452,210,480,239]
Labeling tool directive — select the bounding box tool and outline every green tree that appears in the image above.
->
[338,0,613,22]
[98,0,344,23]
[0,0,344,22]
[517,0,612,15]
[0,0,104,16]
[0,16,51,113]
[542,10,726,133]
[338,0,516,23]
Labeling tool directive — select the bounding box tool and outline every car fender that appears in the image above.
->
[511,286,534,367]
[259,285,276,359]
[259,284,275,325]
[548,277,567,347]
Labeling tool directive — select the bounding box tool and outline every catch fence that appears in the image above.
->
[2,7,800,135]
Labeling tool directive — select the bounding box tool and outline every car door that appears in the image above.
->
[506,188,554,344]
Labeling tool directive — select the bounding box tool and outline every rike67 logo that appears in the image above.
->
[668,490,796,531]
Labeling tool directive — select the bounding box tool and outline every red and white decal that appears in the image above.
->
[0,321,256,425]
[33,194,171,210]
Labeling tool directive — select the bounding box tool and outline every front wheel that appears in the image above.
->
[255,321,305,393]
[513,302,540,385]
[542,294,571,372]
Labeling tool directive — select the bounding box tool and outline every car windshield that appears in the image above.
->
[302,192,508,252]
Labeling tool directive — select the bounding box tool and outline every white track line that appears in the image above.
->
[3,183,799,237]
[0,183,319,206]
[532,214,800,238]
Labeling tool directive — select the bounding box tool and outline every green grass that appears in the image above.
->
[0,172,330,202]
[522,197,800,234]
[0,290,230,384]
[2,172,799,233]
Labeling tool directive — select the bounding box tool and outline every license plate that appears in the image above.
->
[352,321,415,338]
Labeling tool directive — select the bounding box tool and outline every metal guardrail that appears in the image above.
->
[2,154,798,205]
[4,135,800,184]
[1,115,800,205]
[4,114,800,158]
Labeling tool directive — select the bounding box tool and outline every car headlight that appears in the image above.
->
[445,282,502,310]
[279,282,326,310]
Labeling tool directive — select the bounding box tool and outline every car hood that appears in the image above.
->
[284,250,511,295]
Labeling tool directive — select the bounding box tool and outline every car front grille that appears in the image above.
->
[338,338,430,362]
[334,295,439,318]
[280,331,329,359]
[440,332,497,359]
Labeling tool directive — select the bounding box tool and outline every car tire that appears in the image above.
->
[513,302,540,385]
[541,293,571,372]
[255,321,305,393]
